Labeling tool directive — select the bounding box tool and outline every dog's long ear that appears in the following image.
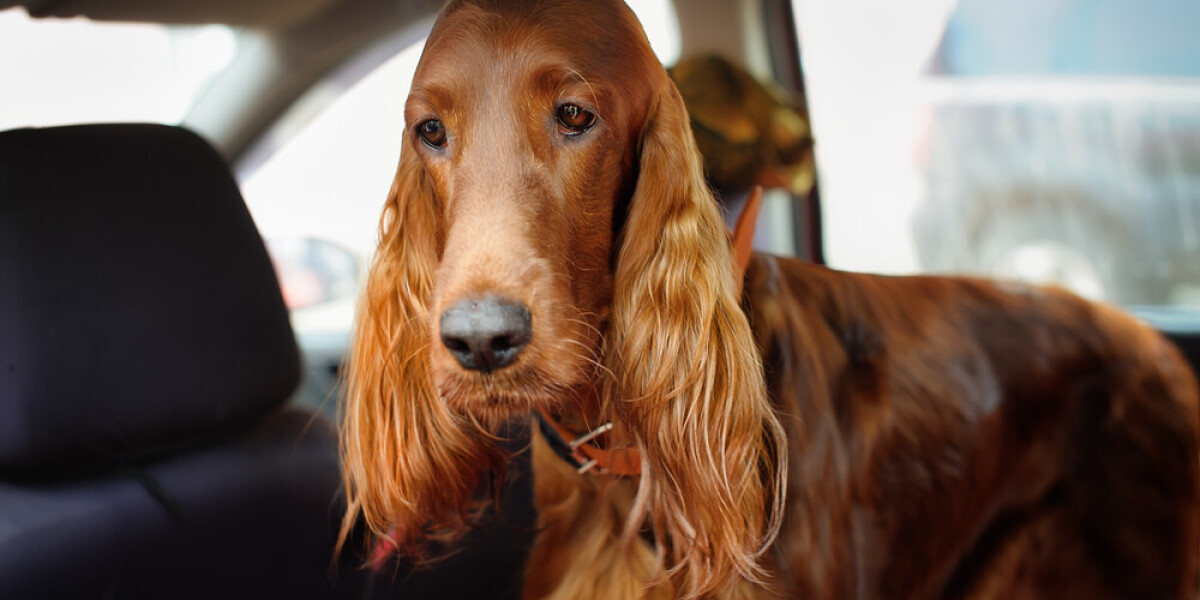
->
[338,146,504,563]
[607,77,788,597]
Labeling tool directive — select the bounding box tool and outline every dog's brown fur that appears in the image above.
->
[339,1,1200,598]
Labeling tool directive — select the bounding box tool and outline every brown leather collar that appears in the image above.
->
[535,410,642,476]
[535,188,762,477]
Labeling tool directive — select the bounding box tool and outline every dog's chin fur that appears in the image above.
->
[435,359,594,423]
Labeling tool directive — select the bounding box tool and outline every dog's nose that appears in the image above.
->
[439,297,532,373]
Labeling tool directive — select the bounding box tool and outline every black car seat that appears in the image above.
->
[0,124,362,599]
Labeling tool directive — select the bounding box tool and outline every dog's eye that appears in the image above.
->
[417,119,447,148]
[556,104,596,136]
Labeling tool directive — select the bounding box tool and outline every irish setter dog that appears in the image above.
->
[339,1,1200,598]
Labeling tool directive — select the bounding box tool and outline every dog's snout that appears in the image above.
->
[439,297,532,373]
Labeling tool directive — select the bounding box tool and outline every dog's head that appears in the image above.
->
[340,1,785,594]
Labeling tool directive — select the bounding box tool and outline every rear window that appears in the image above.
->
[0,8,235,130]
[794,0,1200,317]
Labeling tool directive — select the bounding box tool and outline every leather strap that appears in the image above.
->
[732,186,762,296]
[536,410,642,476]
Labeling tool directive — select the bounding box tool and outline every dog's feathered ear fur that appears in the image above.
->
[338,147,505,563]
[606,77,788,597]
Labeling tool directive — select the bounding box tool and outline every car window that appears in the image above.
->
[794,0,1200,318]
[0,8,235,131]
[237,0,682,336]
[238,35,424,334]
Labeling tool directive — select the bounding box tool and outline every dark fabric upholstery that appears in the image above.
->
[0,124,300,473]
[0,408,357,600]
[1166,330,1200,378]
[0,124,358,599]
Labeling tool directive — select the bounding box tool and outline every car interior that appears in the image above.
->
[1,0,1197,599]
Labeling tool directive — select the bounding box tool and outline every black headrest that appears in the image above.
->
[0,124,301,474]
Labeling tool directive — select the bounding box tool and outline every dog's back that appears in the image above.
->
[745,253,1200,599]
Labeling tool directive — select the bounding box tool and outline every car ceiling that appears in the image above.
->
[0,0,345,26]
[1,0,443,157]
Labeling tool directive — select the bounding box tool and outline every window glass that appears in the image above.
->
[0,8,235,130]
[794,0,1200,315]
[239,37,423,334]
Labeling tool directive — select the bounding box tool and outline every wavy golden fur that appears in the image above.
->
[340,1,1200,598]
